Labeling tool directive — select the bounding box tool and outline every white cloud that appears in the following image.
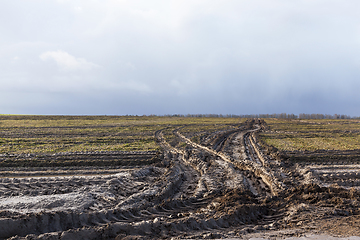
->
[40,50,101,71]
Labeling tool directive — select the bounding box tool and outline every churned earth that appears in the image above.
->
[0,119,360,239]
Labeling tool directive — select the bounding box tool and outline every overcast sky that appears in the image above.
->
[1,0,360,116]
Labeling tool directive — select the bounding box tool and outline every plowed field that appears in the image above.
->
[0,116,360,239]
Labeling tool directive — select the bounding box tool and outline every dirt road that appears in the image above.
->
[1,119,360,239]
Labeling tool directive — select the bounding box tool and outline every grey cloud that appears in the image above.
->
[1,0,360,115]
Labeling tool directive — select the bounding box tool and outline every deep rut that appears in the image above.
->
[0,119,287,239]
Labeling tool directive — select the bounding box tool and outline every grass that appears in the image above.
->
[4,115,358,155]
[2,115,359,167]
[260,119,360,151]
[0,115,244,154]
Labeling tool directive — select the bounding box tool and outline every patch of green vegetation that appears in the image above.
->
[0,115,244,154]
[260,119,360,151]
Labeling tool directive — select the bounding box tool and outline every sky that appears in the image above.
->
[1,0,360,116]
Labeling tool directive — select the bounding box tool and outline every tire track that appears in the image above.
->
[0,122,283,239]
[175,123,286,196]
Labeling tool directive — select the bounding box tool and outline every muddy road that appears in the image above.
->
[1,119,360,239]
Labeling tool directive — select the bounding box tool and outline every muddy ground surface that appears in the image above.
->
[1,119,360,239]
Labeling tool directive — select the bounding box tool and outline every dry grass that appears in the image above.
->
[0,115,243,154]
[260,119,360,151]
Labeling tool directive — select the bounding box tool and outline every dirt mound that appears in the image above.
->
[280,183,360,207]
[211,189,259,211]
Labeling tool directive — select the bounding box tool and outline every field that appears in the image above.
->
[260,119,360,165]
[0,115,163,154]
[0,116,360,239]
[0,115,241,168]
[260,119,360,152]
[0,115,245,154]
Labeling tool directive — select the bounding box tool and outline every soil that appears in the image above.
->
[1,119,360,239]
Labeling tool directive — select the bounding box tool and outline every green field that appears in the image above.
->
[260,119,360,151]
[1,115,359,155]
[0,115,243,154]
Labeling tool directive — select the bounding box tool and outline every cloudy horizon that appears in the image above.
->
[1,1,360,116]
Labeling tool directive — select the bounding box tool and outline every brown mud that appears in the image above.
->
[1,119,360,239]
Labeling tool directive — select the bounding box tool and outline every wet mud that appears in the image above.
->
[1,119,360,239]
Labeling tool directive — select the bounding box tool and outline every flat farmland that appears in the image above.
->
[260,118,360,152]
[0,115,162,154]
[259,119,360,165]
[0,115,243,168]
[0,115,245,154]
[1,116,360,240]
